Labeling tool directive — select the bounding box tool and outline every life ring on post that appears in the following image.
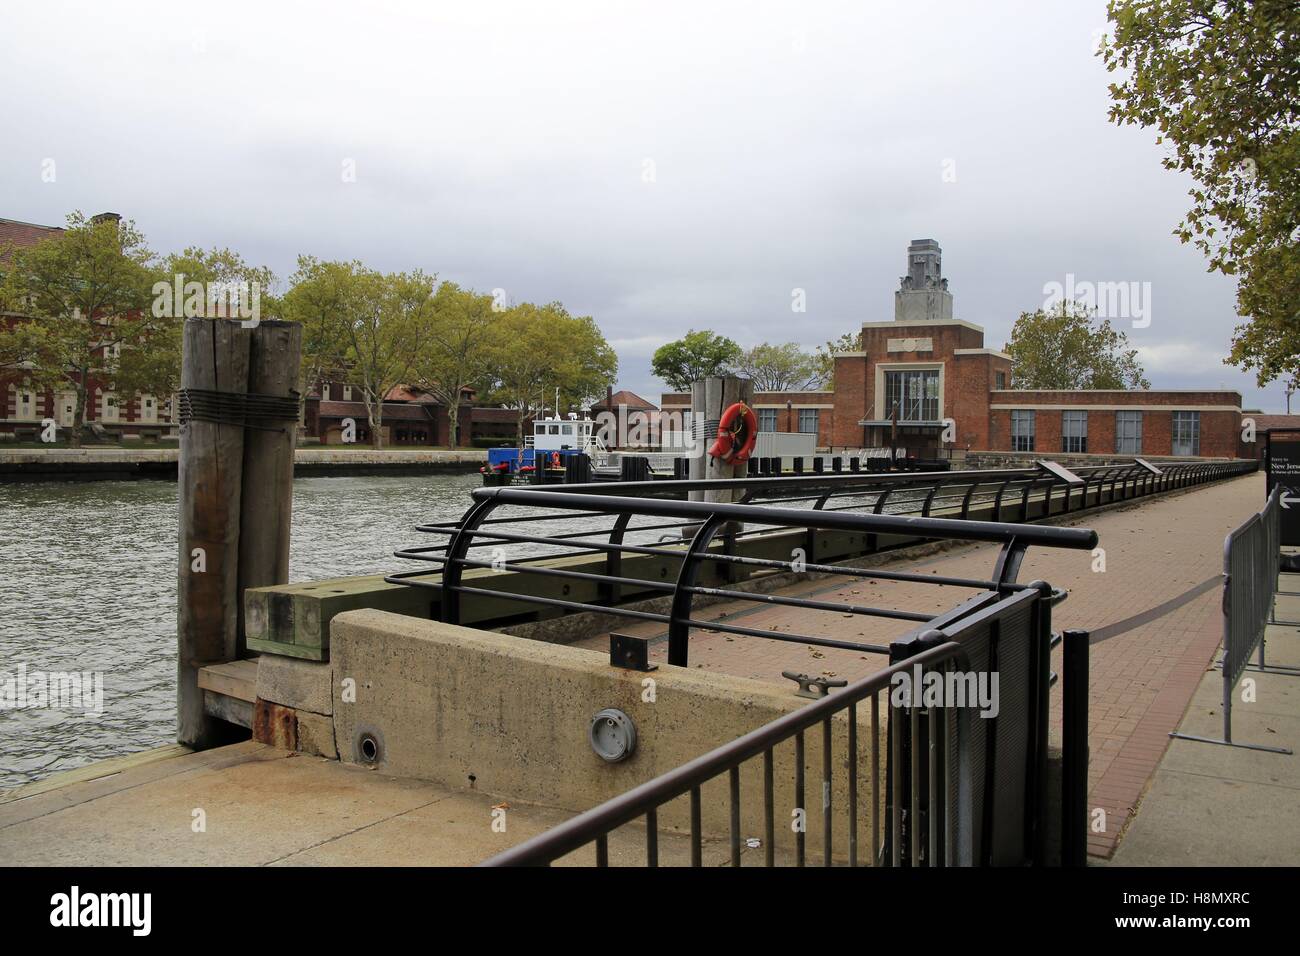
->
[707,402,759,464]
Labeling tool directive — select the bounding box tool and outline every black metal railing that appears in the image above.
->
[481,589,1094,867]
[386,487,1098,666]
[535,458,1255,518]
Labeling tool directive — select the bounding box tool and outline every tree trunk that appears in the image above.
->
[370,399,384,449]
[70,381,86,448]
[447,399,460,448]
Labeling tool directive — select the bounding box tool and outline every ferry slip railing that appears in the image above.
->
[385,485,1097,666]
[385,459,1249,662]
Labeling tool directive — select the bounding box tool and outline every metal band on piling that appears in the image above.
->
[178,387,301,432]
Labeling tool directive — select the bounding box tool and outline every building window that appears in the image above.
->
[342,385,353,401]
[1116,411,1142,454]
[757,408,778,432]
[995,371,1007,390]
[1062,411,1087,454]
[798,408,820,434]
[1172,411,1200,456]
[1011,410,1035,452]
[17,390,37,421]
[884,369,939,421]
[57,391,76,428]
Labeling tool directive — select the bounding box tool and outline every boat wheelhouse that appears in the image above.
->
[484,412,604,483]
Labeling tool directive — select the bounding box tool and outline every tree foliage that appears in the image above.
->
[281,256,360,409]
[484,302,618,441]
[413,282,497,446]
[130,246,280,405]
[343,264,438,449]
[814,331,861,389]
[735,342,823,391]
[651,330,741,391]
[1101,0,1300,385]
[1004,301,1151,389]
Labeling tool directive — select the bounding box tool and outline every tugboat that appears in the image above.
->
[481,412,604,485]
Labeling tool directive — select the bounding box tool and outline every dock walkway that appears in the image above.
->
[0,471,1267,865]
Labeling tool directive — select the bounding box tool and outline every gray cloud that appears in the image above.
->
[0,0,1280,411]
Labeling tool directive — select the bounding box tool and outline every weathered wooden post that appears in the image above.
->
[237,321,303,654]
[177,318,303,747]
[176,318,252,748]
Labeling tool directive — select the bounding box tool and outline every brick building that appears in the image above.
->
[663,239,1247,460]
[1,214,175,441]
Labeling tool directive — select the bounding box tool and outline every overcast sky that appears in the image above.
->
[0,0,1284,411]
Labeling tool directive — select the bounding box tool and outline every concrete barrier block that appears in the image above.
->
[256,655,334,715]
[329,608,883,858]
[296,711,338,760]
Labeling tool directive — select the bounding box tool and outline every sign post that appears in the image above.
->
[1264,429,1300,546]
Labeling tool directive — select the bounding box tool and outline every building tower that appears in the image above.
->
[894,238,953,323]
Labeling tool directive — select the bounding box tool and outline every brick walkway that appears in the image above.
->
[572,472,1262,858]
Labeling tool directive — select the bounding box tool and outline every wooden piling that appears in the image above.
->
[176,318,252,747]
[236,321,303,656]
[688,376,754,507]
[688,377,754,545]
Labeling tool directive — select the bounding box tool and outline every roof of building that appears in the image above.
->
[592,389,658,411]
[0,217,63,264]
[470,407,523,423]
[318,400,434,422]
[384,384,439,404]
[1250,414,1300,430]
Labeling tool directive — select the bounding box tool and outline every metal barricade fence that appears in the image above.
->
[1172,487,1295,754]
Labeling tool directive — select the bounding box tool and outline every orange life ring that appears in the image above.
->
[707,402,758,464]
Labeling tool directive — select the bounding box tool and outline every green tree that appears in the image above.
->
[125,246,281,410]
[281,256,357,418]
[1004,301,1150,389]
[0,212,159,446]
[651,330,741,391]
[813,331,861,389]
[413,282,496,447]
[1100,0,1300,385]
[735,342,823,391]
[340,267,438,449]
[485,302,617,442]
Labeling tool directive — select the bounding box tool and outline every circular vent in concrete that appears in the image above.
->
[589,708,636,763]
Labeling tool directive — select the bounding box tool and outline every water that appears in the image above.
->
[0,472,481,791]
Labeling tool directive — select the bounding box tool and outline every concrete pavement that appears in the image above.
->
[1111,593,1300,866]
